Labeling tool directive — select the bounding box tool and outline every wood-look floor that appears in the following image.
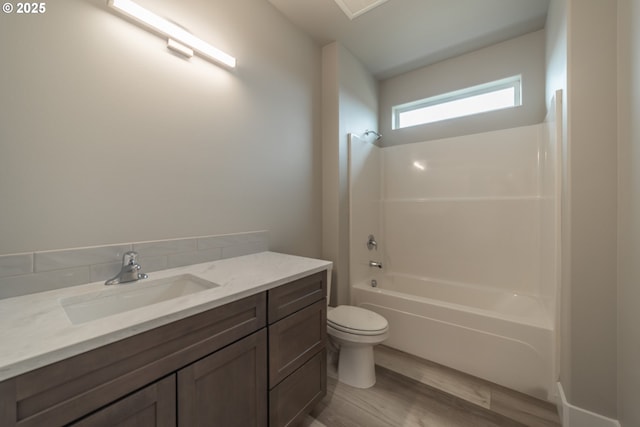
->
[304,346,561,427]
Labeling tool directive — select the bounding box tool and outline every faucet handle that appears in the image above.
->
[105,251,147,285]
[123,251,139,266]
[367,235,378,251]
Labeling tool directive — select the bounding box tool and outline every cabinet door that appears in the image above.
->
[70,375,176,427]
[178,329,268,427]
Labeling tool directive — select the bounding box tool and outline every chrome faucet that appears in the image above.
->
[105,251,148,285]
[369,260,383,269]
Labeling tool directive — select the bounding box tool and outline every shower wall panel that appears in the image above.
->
[348,135,383,288]
[381,125,546,297]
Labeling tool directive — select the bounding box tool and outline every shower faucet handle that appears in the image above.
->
[367,234,378,251]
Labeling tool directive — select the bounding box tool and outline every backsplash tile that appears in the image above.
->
[90,262,126,283]
[198,230,268,250]
[0,253,33,278]
[136,255,169,274]
[133,239,197,257]
[0,268,91,299]
[222,240,269,259]
[0,231,268,299]
[167,248,223,269]
[35,245,132,273]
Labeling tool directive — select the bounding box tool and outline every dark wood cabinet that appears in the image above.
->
[70,375,176,427]
[0,293,266,427]
[268,271,327,427]
[268,272,326,323]
[0,270,328,427]
[178,329,268,427]
[269,350,326,427]
[269,298,326,388]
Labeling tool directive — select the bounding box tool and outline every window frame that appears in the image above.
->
[392,75,522,130]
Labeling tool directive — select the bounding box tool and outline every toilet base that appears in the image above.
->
[337,342,376,389]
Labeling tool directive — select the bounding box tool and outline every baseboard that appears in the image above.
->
[556,382,620,427]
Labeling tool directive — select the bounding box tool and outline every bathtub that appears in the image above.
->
[352,275,555,400]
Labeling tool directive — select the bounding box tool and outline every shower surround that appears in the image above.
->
[349,106,560,400]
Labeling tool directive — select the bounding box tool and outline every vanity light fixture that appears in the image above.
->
[167,38,194,58]
[108,0,236,68]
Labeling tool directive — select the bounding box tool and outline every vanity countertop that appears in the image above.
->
[0,251,332,382]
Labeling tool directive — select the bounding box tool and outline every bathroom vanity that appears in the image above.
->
[0,252,331,427]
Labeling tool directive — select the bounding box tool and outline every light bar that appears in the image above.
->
[108,0,236,68]
[167,39,193,58]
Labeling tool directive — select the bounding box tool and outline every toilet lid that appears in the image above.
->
[327,305,388,335]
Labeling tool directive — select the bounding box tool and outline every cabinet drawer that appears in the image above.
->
[0,293,266,427]
[269,349,326,427]
[268,271,326,323]
[268,299,326,388]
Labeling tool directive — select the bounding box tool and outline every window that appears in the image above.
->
[392,75,522,130]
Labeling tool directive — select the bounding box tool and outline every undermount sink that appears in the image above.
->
[61,274,220,325]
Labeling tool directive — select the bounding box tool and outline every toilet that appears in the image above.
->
[327,305,389,388]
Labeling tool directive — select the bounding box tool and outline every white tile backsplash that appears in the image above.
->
[222,240,269,259]
[167,248,223,269]
[133,239,197,257]
[0,231,269,299]
[0,253,33,278]
[136,255,169,274]
[0,268,91,299]
[90,262,126,283]
[197,231,269,250]
[35,245,132,272]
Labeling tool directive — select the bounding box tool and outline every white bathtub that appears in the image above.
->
[352,275,555,400]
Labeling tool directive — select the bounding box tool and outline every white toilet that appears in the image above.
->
[327,305,389,388]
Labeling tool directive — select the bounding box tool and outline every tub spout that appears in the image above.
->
[369,260,383,269]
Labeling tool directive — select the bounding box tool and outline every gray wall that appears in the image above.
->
[569,0,618,417]
[547,0,620,419]
[0,0,322,257]
[379,30,546,146]
[618,0,640,425]
[322,42,378,305]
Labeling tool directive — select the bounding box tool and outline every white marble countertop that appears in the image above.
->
[0,251,332,382]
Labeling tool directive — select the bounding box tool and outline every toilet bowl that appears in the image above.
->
[327,305,389,388]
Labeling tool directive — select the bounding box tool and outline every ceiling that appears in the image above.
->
[268,0,550,80]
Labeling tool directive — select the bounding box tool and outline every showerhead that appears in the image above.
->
[364,130,382,140]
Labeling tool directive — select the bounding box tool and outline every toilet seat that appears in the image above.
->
[327,305,388,336]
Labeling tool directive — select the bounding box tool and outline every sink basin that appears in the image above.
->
[61,274,219,325]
